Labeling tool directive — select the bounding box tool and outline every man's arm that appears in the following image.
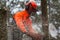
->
[26,18,35,33]
[13,14,27,33]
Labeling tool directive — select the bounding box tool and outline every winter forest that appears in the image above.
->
[0,0,60,40]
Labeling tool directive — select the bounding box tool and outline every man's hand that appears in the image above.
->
[26,31,42,39]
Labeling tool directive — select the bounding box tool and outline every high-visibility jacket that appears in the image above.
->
[13,10,34,33]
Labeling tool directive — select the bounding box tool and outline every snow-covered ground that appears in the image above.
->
[32,23,60,39]
[49,23,58,39]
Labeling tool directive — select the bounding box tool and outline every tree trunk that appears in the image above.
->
[41,0,49,40]
[0,9,7,40]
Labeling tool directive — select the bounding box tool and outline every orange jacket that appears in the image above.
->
[13,10,34,33]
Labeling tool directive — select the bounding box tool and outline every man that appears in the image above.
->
[13,1,41,40]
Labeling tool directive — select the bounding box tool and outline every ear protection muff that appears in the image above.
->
[25,3,31,10]
[25,5,29,10]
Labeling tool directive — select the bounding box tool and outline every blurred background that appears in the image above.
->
[0,0,60,40]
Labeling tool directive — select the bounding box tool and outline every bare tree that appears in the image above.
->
[0,9,7,40]
[41,0,49,40]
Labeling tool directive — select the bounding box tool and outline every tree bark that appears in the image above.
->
[41,0,49,40]
[0,9,7,40]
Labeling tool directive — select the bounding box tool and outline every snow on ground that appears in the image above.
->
[32,23,59,39]
[49,23,58,39]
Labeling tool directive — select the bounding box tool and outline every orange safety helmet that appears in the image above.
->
[25,1,37,11]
